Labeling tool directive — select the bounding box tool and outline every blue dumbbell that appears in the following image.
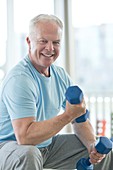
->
[76,136,113,170]
[65,85,89,123]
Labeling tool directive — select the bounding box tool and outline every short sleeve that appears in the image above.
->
[3,74,37,120]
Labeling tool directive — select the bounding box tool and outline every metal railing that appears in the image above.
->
[85,92,113,138]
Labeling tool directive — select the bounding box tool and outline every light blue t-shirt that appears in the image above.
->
[0,55,73,147]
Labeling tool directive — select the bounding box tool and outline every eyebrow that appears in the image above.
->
[38,38,61,42]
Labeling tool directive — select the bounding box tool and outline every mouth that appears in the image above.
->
[41,53,55,58]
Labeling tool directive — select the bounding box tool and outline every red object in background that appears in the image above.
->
[96,120,106,136]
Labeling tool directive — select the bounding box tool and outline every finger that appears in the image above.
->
[95,152,106,158]
[89,157,102,164]
[91,151,105,159]
[89,152,105,164]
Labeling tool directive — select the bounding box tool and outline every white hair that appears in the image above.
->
[29,14,63,37]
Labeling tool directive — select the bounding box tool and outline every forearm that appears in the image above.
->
[13,101,86,145]
[72,119,96,152]
[16,113,71,145]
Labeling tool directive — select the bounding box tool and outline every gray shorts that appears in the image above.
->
[0,134,112,170]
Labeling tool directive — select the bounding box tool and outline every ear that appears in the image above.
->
[26,37,30,44]
[26,37,31,49]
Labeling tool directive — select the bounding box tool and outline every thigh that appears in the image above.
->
[43,134,89,169]
[0,141,43,170]
[43,135,113,170]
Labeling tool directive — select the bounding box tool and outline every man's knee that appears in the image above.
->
[18,145,43,165]
[1,142,43,170]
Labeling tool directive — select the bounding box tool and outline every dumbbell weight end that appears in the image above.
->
[76,137,112,170]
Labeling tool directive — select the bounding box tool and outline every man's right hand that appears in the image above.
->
[64,99,86,122]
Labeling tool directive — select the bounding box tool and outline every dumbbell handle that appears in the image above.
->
[65,86,89,123]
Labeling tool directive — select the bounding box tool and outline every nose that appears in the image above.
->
[45,41,54,51]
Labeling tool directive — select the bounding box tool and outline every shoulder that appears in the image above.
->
[51,64,73,83]
[3,56,37,85]
[51,64,67,76]
[1,61,37,96]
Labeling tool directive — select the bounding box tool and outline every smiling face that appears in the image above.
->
[26,21,62,75]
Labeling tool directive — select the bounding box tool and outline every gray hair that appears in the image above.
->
[29,14,63,37]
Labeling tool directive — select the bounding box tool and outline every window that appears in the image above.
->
[71,0,113,137]
[0,0,7,81]
[72,0,113,92]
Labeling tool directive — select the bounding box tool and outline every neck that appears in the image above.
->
[28,55,50,77]
[39,68,50,77]
[36,66,50,77]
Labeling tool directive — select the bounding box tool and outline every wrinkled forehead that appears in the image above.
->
[30,21,63,40]
[38,21,62,33]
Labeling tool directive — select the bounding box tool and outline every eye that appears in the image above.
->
[53,41,60,46]
[38,39,47,45]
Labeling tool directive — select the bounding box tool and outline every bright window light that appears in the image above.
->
[0,0,7,66]
[0,69,5,80]
[72,0,113,27]
[14,0,54,33]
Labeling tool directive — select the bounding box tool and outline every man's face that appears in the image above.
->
[27,21,62,70]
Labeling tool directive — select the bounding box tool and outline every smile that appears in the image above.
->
[41,53,54,58]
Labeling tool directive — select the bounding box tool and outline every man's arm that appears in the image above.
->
[72,119,105,164]
[12,100,86,145]
[12,114,71,145]
[72,119,96,152]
